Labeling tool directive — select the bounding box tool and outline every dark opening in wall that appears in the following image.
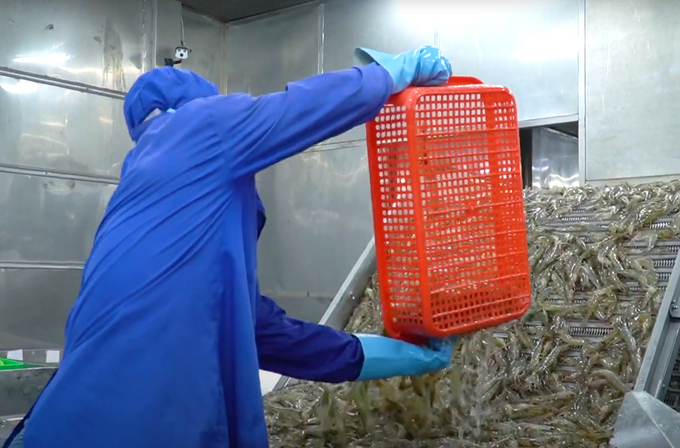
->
[520,128,533,189]
[519,121,579,189]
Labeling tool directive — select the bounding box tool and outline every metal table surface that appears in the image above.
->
[0,417,21,446]
[0,365,57,445]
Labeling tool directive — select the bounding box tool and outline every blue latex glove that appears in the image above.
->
[354,46,453,94]
[355,334,455,381]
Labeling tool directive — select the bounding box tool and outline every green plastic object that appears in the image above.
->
[0,358,25,370]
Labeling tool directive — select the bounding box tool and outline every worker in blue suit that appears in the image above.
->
[5,46,454,448]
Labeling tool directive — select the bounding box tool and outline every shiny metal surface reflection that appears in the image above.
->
[0,0,226,352]
[256,143,374,304]
[0,269,85,348]
[0,173,116,264]
[1,0,222,93]
[0,75,131,178]
[585,0,680,181]
[181,0,314,22]
[225,2,320,96]
[180,9,226,90]
[437,0,579,123]
[321,0,436,144]
[612,392,680,448]
[0,0,145,91]
[532,127,579,188]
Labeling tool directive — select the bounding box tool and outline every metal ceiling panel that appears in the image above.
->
[181,0,315,22]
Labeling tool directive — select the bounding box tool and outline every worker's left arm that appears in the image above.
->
[255,293,364,383]
[206,46,451,179]
[208,63,392,179]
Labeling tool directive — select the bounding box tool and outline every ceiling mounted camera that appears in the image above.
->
[164,16,191,67]
[175,46,191,60]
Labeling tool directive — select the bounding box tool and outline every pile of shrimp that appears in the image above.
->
[264,182,680,447]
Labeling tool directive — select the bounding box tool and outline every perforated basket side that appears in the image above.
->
[368,81,532,342]
[412,86,531,336]
[367,102,424,341]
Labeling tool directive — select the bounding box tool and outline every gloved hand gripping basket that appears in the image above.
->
[366,76,531,345]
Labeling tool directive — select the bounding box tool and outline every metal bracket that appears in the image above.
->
[671,296,680,318]
[612,391,680,448]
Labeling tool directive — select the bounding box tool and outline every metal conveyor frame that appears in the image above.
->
[613,247,680,447]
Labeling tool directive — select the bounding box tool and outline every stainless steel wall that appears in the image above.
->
[226,0,580,314]
[180,9,226,88]
[584,0,680,182]
[0,0,225,350]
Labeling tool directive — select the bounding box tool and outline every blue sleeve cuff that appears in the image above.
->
[256,295,365,383]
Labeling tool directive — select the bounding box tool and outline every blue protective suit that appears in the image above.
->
[20,65,392,448]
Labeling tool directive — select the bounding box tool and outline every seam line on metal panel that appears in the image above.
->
[0,163,120,185]
[221,18,229,92]
[227,1,319,25]
[141,0,159,74]
[0,261,85,270]
[303,114,580,154]
[543,128,578,142]
[317,2,325,74]
[152,0,159,72]
[306,139,366,153]
[142,0,151,73]
[181,5,224,25]
[519,114,578,128]
[0,66,126,100]
[578,0,586,185]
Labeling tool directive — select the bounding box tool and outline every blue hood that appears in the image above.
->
[124,67,267,237]
[124,67,219,142]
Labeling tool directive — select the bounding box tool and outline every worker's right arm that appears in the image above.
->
[207,63,394,179]
[255,294,454,383]
[255,293,364,383]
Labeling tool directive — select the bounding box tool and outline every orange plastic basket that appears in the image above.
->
[366,76,531,344]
